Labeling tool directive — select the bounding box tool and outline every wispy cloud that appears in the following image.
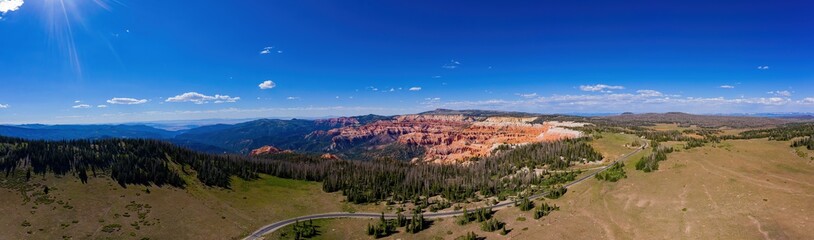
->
[286,96,300,100]
[442,60,461,69]
[719,85,735,89]
[72,104,91,109]
[423,97,441,104]
[757,65,770,70]
[768,90,792,97]
[579,84,625,93]
[165,92,240,104]
[516,93,538,98]
[107,97,148,105]
[0,103,8,109]
[420,89,806,113]
[97,105,108,108]
[636,90,663,97]
[409,87,422,91]
[260,46,282,54]
[259,80,276,89]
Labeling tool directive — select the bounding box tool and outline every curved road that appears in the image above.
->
[245,140,648,240]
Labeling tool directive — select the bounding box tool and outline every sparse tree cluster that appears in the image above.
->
[546,185,567,199]
[533,202,560,219]
[791,136,814,150]
[683,138,707,150]
[366,213,397,238]
[456,207,493,225]
[284,220,318,239]
[595,162,626,182]
[635,142,674,172]
[480,218,504,232]
[516,197,534,211]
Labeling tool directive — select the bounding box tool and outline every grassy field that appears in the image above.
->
[0,173,379,240]
[646,123,698,131]
[296,138,814,239]
[589,132,642,161]
[4,134,812,240]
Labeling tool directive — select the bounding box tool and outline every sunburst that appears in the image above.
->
[40,0,122,76]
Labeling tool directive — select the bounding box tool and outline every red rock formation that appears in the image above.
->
[249,145,285,156]
[317,115,585,164]
[320,153,340,160]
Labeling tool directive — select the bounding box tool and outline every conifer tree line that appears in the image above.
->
[256,138,601,203]
[733,123,814,141]
[0,135,602,204]
[0,136,257,188]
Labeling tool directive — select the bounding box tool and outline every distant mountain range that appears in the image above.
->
[2,110,812,159]
[0,124,178,140]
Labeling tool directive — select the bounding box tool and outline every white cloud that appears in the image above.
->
[260,47,272,54]
[97,105,108,108]
[0,0,24,14]
[636,90,663,97]
[757,65,770,70]
[719,85,735,89]
[165,92,240,104]
[409,87,422,91]
[423,97,441,104]
[420,90,807,113]
[72,104,91,109]
[0,103,8,109]
[768,90,792,97]
[516,93,538,98]
[442,60,460,69]
[259,80,276,89]
[286,96,300,100]
[579,84,625,92]
[107,97,148,105]
[74,100,81,103]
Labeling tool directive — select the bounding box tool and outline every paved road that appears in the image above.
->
[244,140,648,240]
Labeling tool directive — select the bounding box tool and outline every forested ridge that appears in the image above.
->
[0,136,258,188]
[255,139,600,203]
[0,135,603,205]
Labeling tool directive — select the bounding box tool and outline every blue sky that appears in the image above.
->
[1,0,813,124]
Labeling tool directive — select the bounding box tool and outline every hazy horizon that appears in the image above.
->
[2,109,813,126]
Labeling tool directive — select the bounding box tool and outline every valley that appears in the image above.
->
[1,111,814,240]
[3,1,811,239]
